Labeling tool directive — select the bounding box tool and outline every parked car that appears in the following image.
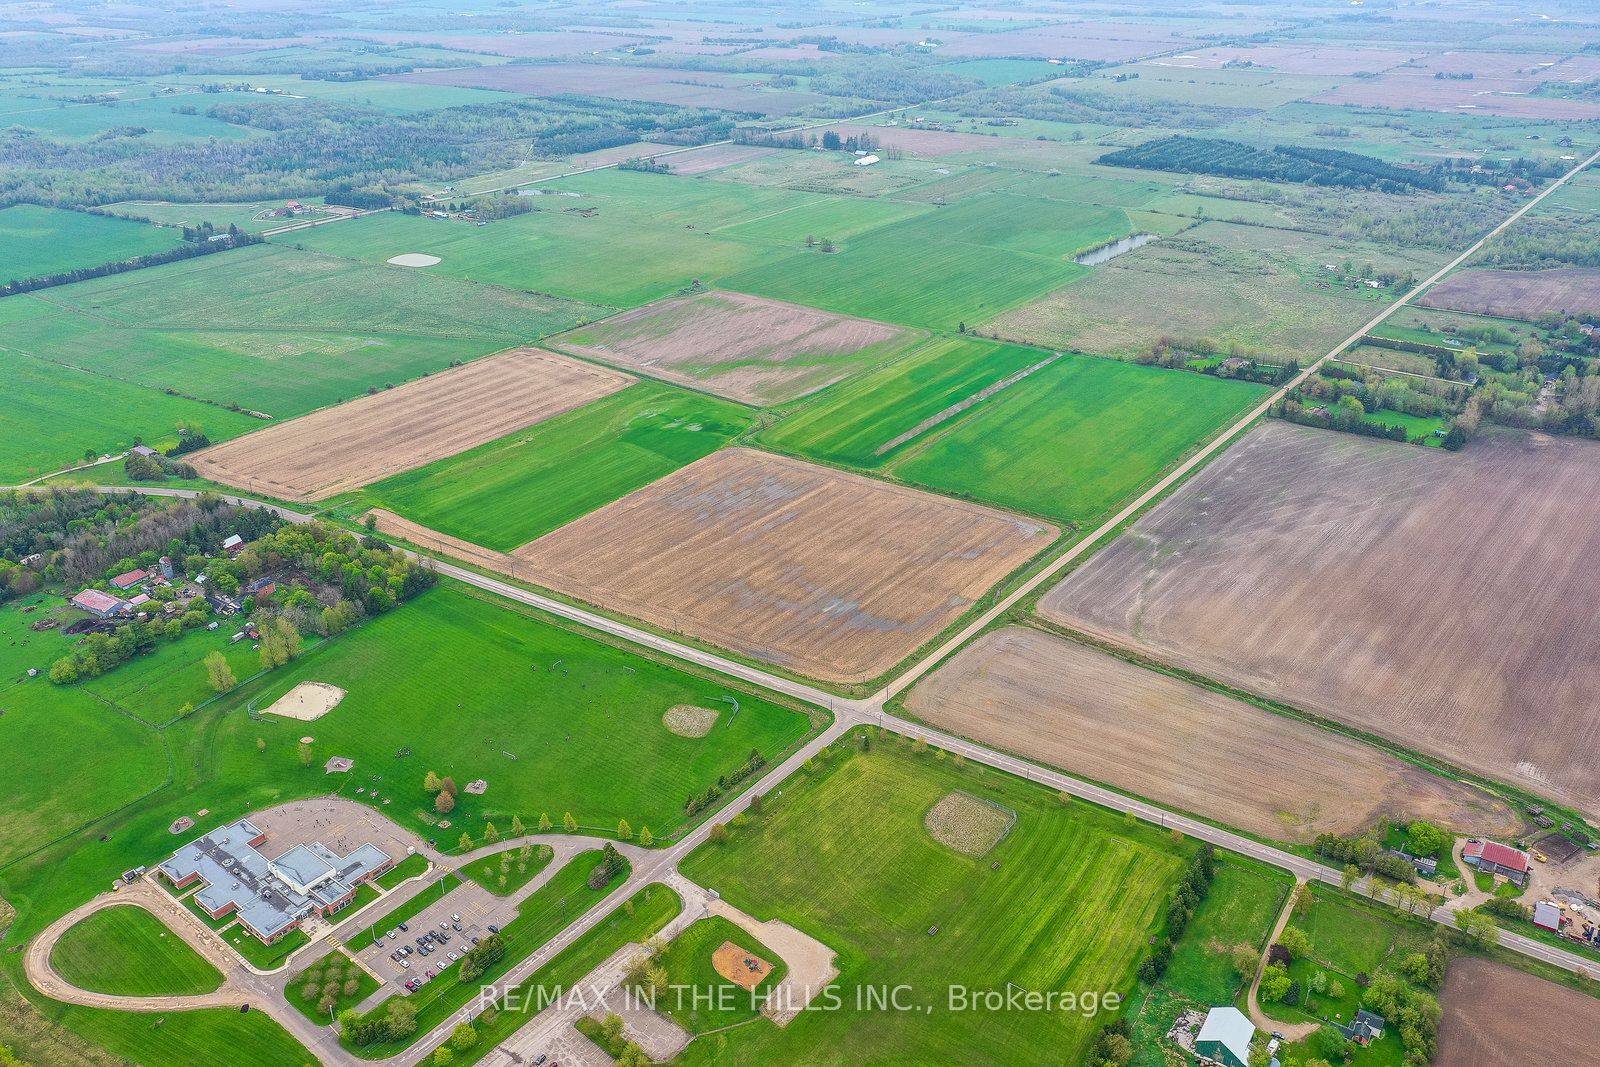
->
[487,924,500,934]
[400,960,410,970]
[398,922,410,932]
[448,951,460,961]
[451,913,461,923]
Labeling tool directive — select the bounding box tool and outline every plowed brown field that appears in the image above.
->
[1438,959,1600,1065]
[1040,422,1600,816]
[550,290,905,405]
[1418,267,1600,321]
[513,448,1057,683]
[191,349,630,500]
[904,626,1518,842]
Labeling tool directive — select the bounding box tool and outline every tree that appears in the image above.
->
[1340,863,1360,891]
[440,776,458,797]
[617,818,632,840]
[385,998,417,1039]
[1456,909,1499,949]
[510,814,525,837]
[458,831,473,850]
[298,741,314,767]
[709,823,729,845]
[1259,964,1292,1003]
[1406,820,1448,857]
[483,822,499,844]
[563,811,577,833]
[1230,943,1261,983]
[638,825,653,847]
[1291,882,1313,915]
[424,771,442,794]
[538,812,552,832]
[450,1023,478,1051]
[432,1048,453,1066]
[435,789,456,815]
[1278,925,1313,961]
[205,650,236,693]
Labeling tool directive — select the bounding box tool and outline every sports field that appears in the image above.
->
[360,381,754,549]
[50,905,222,997]
[678,737,1189,1064]
[0,203,184,279]
[760,338,1267,526]
[653,916,786,1033]
[209,582,817,839]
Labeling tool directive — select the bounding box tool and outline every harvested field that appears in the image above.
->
[1150,45,1417,76]
[923,791,1015,856]
[1418,267,1600,321]
[262,682,345,722]
[904,627,1519,842]
[666,143,785,177]
[513,448,1057,683]
[400,64,823,116]
[664,704,719,739]
[191,349,630,500]
[550,290,907,405]
[810,123,1007,158]
[1311,75,1600,120]
[1040,422,1600,816]
[1437,958,1600,1066]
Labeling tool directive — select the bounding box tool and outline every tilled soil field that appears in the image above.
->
[1437,958,1600,1065]
[513,448,1057,683]
[549,290,905,405]
[904,626,1518,842]
[1040,421,1600,816]
[191,349,630,500]
[1418,267,1600,320]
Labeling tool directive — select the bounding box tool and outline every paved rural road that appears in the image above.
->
[19,149,1600,1065]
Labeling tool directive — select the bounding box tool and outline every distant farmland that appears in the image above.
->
[400,62,829,116]
[0,203,183,279]
[1041,421,1600,815]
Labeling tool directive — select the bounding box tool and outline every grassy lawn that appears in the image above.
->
[26,1001,314,1067]
[457,882,683,1065]
[0,594,169,868]
[347,849,627,1057]
[286,950,379,1023]
[676,733,1191,1065]
[357,382,754,550]
[51,905,223,997]
[652,915,787,1033]
[224,924,308,971]
[0,203,183,279]
[210,581,818,844]
[1361,408,1447,445]
[376,854,431,891]
[760,338,1267,526]
[462,844,554,897]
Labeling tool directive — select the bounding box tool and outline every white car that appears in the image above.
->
[447,951,459,961]
[399,960,410,970]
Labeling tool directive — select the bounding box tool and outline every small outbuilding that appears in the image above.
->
[1533,900,1564,932]
[1196,1006,1255,1067]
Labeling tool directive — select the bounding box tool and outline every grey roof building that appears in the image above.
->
[158,818,392,944]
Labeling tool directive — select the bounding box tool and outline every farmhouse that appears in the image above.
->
[1462,839,1531,887]
[70,589,127,619]
[1335,1008,1386,1046]
[158,818,393,944]
[109,568,148,590]
[1195,1006,1255,1067]
[222,534,246,556]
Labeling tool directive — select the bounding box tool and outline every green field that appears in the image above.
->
[0,244,601,421]
[0,594,171,867]
[1362,408,1448,445]
[292,170,906,309]
[0,95,257,142]
[376,854,431,890]
[210,581,818,841]
[653,915,786,1033]
[24,1000,314,1067]
[0,204,184,280]
[358,382,754,549]
[50,905,223,998]
[721,194,1132,330]
[677,735,1189,1065]
[100,198,339,234]
[759,338,1267,526]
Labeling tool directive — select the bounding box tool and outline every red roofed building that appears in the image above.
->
[110,568,149,590]
[71,589,127,618]
[1463,839,1530,887]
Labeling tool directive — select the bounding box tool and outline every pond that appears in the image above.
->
[1075,232,1157,266]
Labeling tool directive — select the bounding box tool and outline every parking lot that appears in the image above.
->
[352,878,516,993]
